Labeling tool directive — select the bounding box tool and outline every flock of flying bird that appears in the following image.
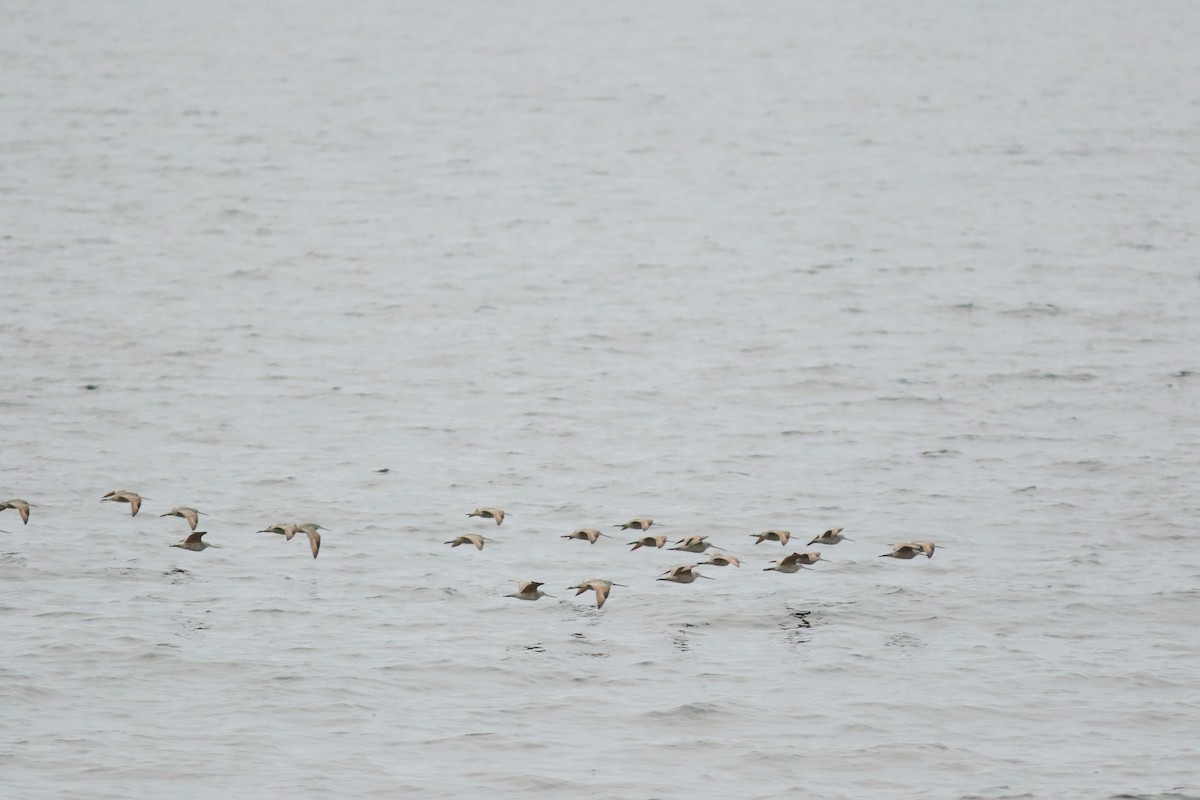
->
[0,496,938,610]
[455,507,938,608]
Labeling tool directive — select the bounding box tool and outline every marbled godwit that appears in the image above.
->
[468,507,506,525]
[764,553,817,573]
[171,531,218,551]
[101,490,142,517]
[161,506,201,531]
[879,543,923,560]
[506,580,554,600]
[751,529,790,546]
[808,527,852,545]
[562,528,607,544]
[628,533,668,551]
[657,564,713,584]
[446,534,492,551]
[0,499,31,525]
[259,523,300,538]
[669,534,721,553]
[698,553,741,567]
[615,518,657,531]
[568,579,626,609]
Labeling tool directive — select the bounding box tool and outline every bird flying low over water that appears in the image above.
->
[468,507,506,525]
[562,528,607,544]
[751,529,791,546]
[446,533,492,551]
[568,579,626,609]
[171,531,218,551]
[669,534,721,553]
[161,506,201,531]
[764,552,817,573]
[808,527,851,545]
[260,523,322,558]
[698,553,741,567]
[657,564,713,584]
[0,499,31,525]
[101,490,142,517]
[506,580,553,600]
[615,518,656,530]
[880,541,937,559]
[628,533,668,550]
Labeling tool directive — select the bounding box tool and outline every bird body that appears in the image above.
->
[879,543,922,560]
[101,490,142,517]
[568,579,626,609]
[615,518,655,531]
[161,506,200,530]
[0,499,30,525]
[628,533,668,550]
[698,553,741,567]
[563,528,606,544]
[752,529,791,546]
[468,507,506,525]
[506,580,553,600]
[446,534,490,551]
[669,534,720,553]
[807,527,851,545]
[764,552,817,573]
[171,531,217,551]
[657,564,713,584]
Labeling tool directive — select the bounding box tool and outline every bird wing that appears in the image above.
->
[593,583,610,608]
[306,530,321,558]
[184,531,207,544]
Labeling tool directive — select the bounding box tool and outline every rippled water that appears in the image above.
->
[3,1,1198,798]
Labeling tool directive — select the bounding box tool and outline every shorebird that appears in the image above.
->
[0,499,31,525]
[260,523,300,538]
[468,507,506,525]
[568,579,626,609]
[908,541,938,558]
[669,534,721,553]
[628,533,668,550]
[808,527,852,545]
[698,553,741,568]
[751,529,791,546]
[101,490,142,517]
[657,564,714,584]
[615,518,657,531]
[764,553,817,573]
[171,531,218,551]
[879,543,923,560]
[161,506,201,531]
[506,580,553,600]
[446,534,491,551]
[562,528,607,544]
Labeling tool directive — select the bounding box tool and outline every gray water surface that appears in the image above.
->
[2,2,1198,798]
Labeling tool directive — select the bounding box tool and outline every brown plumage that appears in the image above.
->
[568,579,625,609]
[468,507,506,525]
[628,533,668,551]
[615,518,656,531]
[879,543,923,560]
[562,528,607,544]
[698,553,741,567]
[751,529,791,546]
[669,534,721,553]
[764,552,817,573]
[101,490,142,517]
[161,506,201,531]
[657,564,714,584]
[506,580,553,600]
[446,534,490,551]
[807,527,851,545]
[171,531,218,552]
[0,499,30,525]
